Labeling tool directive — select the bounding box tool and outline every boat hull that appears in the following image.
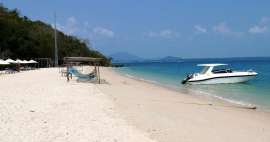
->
[187,75,256,85]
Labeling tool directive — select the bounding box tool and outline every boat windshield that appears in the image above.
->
[200,66,210,74]
[212,68,232,74]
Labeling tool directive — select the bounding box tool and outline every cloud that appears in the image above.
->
[194,25,207,33]
[146,29,180,38]
[55,16,78,35]
[249,17,269,34]
[249,26,267,34]
[213,22,242,37]
[65,16,78,35]
[55,23,65,31]
[92,27,115,38]
[54,16,115,39]
[260,17,270,25]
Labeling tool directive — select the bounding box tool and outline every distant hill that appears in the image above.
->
[110,52,183,63]
[110,52,144,63]
[0,4,110,66]
[142,56,183,63]
[155,56,183,62]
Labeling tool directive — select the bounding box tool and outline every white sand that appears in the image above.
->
[1,67,270,142]
[98,67,270,142]
[0,68,155,142]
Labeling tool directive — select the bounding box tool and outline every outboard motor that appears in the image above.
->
[182,74,193,84]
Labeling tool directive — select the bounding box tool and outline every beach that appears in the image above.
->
[0,68,154,142]
[99,67,270,142]
[1,67,270,142]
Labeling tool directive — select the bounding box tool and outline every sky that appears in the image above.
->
[2,0,270,59]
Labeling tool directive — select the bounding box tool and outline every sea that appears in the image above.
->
[115,57,270,110]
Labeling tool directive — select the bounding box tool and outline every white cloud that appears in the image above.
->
[65,16,78,35]
[55,16,78,35]
[213,22,242,37]
[55,23,65,31]
[159,30,175,38]
[249,17,269,34]
[54,17,115,39]
[92,27,114,38]
[260,17,270,25]
[194,25,207,33]
[249,25,267,34]
[146,29,179,38]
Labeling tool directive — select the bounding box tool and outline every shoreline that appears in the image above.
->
[98,67,270,142]
[112,68,259,111]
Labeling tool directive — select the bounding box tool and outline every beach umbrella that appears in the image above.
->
[15,59,24,64]
[28,60,38,64]
[0,59,10,65]
[32,60,38,63]
[22,60,30,64]
[5,58,17,64]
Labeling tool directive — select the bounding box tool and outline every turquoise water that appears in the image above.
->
[115,58,270,110]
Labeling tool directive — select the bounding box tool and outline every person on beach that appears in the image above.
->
[66,64,72,82]
[16,63,20,72]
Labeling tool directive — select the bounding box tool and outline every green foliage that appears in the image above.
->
[0,4,111,66]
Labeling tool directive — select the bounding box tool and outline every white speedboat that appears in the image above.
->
[182,64,258,84]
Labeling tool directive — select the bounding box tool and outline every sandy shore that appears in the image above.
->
[1,67,270,142]
[98,67,270,142]
[0,68,155,142]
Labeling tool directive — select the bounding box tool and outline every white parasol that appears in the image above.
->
[5,58,17,64]
[0,59,10,65]
[28,60,38,64]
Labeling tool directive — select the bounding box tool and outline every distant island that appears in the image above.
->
[146,56,183,63]
[109,52,144,63]
[110,52,183,63]
[0,4,111,66]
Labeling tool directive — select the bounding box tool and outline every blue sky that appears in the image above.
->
[2,0,270,58]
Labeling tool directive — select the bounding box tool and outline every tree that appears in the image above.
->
[0,4,111,66]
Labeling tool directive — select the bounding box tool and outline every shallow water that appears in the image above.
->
[115,58,270,110]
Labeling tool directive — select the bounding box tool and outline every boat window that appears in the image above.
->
[200,66,210,74]
[212,68,232,74]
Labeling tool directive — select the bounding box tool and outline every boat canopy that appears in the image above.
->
[197,63,227,67]
[198,63,228,74]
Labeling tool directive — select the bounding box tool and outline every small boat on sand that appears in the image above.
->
[182,64,257,84]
